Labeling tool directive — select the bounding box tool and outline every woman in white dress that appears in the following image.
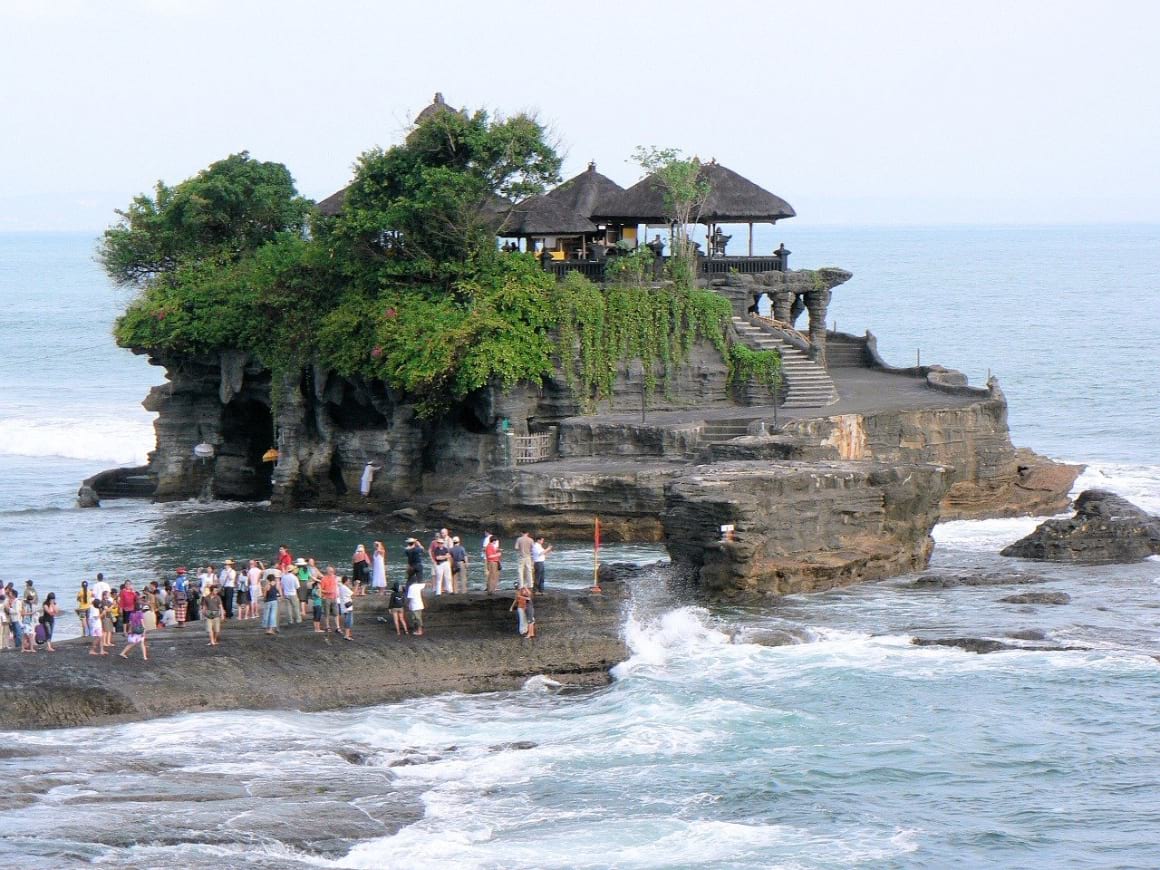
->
[371,540,387,594]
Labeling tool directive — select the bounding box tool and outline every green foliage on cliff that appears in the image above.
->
[107,104,743,419]
[729,343,783,396]
[553,273,732,408]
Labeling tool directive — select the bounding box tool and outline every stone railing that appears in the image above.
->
[508,432,557,465]
[750,314,811,349]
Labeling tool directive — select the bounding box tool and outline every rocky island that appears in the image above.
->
[84,94,1080,599]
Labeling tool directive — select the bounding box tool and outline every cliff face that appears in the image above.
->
[136,341,738,511]
[108,314,1079,598]
[664,460,949,595]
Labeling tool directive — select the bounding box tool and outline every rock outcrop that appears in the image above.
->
[663,460,950,595]
[0,591,626,731]
[1001,489,1160,563]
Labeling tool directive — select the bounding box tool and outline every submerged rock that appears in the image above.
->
[1001,489,1160,563]
[999,591,1071,605]
[912,636,1086,654]
[911,569,1048,588]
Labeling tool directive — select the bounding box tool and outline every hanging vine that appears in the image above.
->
[549,273,733,410]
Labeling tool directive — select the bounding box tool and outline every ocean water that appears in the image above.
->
[2,227,1159,868]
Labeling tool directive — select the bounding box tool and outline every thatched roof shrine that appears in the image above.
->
[594,160,795,224]
[498,196,597,236]
[542,162,623,219]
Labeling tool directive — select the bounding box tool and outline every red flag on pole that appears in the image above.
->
[591,516,602,593]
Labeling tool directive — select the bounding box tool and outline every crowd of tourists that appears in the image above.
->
[0,530,553,656]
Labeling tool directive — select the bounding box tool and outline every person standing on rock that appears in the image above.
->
[515,531,535,589]
[371,541,387,594]
[279,564,301,625]
[532,536,552,593]
[246,561,262,619]
[431,534,453,596]
[220,560,237,620]
[261,575,281,635]
[172,568,188,626]
[100,590,115,650]
[320,565,341,633]
[388,575,409,636]
[117,581,138,632]
[309,580,323,632]
[450,536,469,593]
[295,558,312,618]
[202,584,223,646]
[510,585,535,638]
[484,534,502,594]
[406,572,425,636]
[276,546,293,573]
[87,596,103,655]
[338,576,355,641]
[75,580,93,637]
[91,572,111,606]
[404,538,425,587]
[352,544,372,596]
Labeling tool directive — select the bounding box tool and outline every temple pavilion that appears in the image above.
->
[319,93,798,281]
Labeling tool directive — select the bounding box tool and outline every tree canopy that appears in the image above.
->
[98,152,312,286]
[322,108,560,287]
[106,111,745,419]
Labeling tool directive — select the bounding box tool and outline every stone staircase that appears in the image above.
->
[730,317,838,408]
[700,419,753,444]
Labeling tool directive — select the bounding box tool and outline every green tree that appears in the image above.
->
[324,108,561,288]
[99,152,311,286]
[631,146,710,288]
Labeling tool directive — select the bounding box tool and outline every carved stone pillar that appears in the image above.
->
[805,289,832,368]
[773,290,794,324]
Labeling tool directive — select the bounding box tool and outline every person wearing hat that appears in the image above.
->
[220,559,237,620]
[279,562,302,624]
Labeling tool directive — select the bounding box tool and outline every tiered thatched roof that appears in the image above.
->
[594,160,795,224]
[498,196,596,236]
[497,162,622,237]
[541,162,623,219]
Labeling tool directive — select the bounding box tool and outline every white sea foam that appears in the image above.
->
[0,413,154,464]
[1071,461,1160,513]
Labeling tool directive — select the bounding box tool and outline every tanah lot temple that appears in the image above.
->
[319,93,848,409]
[86,92,1080,599]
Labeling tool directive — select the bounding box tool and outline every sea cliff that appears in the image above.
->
[85,282,1080,598]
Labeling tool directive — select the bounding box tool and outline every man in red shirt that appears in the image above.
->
[319,565,340,633]
[276,546,293,572]
[118,582,138,631]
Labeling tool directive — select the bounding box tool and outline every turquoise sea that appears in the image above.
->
[2,226,1159,868]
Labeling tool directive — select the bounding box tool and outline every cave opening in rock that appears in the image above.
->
[219,398,275,500]
[329,451,348,495]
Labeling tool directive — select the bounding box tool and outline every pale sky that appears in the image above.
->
[2,0,1158,230]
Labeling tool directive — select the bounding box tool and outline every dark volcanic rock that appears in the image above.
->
[1001,489,1160,563]
[664,459,950,595]
[999,591,1071,605]
[1006,629,1049,641]
[912,636,1086,654]
[0,591,626,730]
[912,637,1019,654]
[911,569,1048,588]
